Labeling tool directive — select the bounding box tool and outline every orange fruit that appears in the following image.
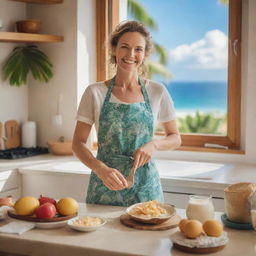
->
[203,220,223,237]
[179,219,189,233]
[183,220,203,239]
[14,196,39,216]
[56,197,78,216]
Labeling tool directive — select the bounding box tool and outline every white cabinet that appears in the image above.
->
[0,170,21,198]
[21,171,90,202]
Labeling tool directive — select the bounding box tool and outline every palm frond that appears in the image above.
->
[128,0,157,30]
[153,41,168,65]
[2,45,53,86]
[218,0,229,5]
[147,60,172,80]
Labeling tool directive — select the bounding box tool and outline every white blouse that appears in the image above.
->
[76,79,176,133]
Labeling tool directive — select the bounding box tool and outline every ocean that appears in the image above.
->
[166,81,227,116]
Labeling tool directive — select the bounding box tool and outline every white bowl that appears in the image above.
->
[126,201,176,224]
[67,216,106,232]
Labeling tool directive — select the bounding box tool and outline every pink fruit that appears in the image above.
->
[38,195,56,206]
[35,203,56,219]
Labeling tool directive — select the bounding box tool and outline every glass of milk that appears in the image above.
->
[186,195,215,223]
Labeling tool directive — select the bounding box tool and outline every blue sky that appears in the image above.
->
[128,0,228,82]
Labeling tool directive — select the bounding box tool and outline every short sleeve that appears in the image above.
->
[76,86,95,125]
[157,86,177,123]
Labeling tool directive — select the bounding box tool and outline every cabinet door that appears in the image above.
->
[21,172,90,202]
[0,170,21,198]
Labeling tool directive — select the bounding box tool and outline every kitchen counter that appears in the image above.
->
[0,204,255,256]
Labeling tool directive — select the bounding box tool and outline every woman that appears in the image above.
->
[72,20,181,206]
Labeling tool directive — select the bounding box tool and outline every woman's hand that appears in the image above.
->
[132,141,156,171]
[95,166,128,191]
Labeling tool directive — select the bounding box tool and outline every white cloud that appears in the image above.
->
[169,30,228,69]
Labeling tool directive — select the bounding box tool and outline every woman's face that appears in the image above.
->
[113,32,147,73]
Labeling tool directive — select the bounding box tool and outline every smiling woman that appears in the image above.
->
[72,20,181,206]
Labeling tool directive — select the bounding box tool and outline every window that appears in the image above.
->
[96,0,242,153]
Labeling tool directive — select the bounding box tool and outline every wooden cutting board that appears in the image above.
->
[5,120,20,149]
[0,122,2,150]
[120,214,181,231]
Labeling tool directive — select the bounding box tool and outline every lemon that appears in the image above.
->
[183,220,203,239]
[203,220,223,237]
[14,196,40,216]
[179,219,189,234]
[56,197,78,216]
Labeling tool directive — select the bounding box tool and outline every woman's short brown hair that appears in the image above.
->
[109,20,153,75]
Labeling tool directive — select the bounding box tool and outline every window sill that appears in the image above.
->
[176,146,245,154]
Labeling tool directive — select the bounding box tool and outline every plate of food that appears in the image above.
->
[126,200,176,224]
[67,216,107,232]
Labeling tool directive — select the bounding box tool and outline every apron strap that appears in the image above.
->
[104,76,151,106]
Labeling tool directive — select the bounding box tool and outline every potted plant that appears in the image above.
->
[2,45,53,87]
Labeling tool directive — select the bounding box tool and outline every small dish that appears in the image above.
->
[126,201,176,225]
[221,214,253,230]
[67,216,106,232]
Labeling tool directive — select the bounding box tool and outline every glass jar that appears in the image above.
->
[186,195,215,223]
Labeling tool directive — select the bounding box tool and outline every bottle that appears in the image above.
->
[186,195,215,223]
[21,121,36,148]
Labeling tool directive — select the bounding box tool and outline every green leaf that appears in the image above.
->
[2,45,54,86]
[128,0,158,30]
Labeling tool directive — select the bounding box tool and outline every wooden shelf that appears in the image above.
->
[0,32,64,43]
[9,0,63,4]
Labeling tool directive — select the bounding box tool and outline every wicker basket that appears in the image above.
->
[224,182,256,223]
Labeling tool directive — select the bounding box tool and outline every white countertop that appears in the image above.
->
[0,204,255,256]
[1,154,256,193]
[12,155,256,190]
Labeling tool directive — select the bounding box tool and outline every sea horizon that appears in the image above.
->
[164,80,227,117]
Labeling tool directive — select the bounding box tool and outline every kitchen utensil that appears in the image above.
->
[16,19,41,33]
[120,213,180,231]
[5,120,20,149]
[126,201,176,224]
[67,216,106,232]
[126,167,136,188]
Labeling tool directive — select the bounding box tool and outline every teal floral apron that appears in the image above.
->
[86,77,164,206]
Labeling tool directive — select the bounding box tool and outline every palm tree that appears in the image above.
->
[177,111,225,134]
[128,0,171,80]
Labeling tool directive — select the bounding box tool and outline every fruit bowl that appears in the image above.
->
[67,216,106,232]
[126,201,176,225]
[8,210,77,222]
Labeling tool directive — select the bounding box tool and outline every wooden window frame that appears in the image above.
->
[96,0,242,153]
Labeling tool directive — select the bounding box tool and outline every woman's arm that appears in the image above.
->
[72,121,128,190]
[132,120,181,170]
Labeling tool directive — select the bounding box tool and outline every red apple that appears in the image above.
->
[35,203,56,219]
[38,195,56,206]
